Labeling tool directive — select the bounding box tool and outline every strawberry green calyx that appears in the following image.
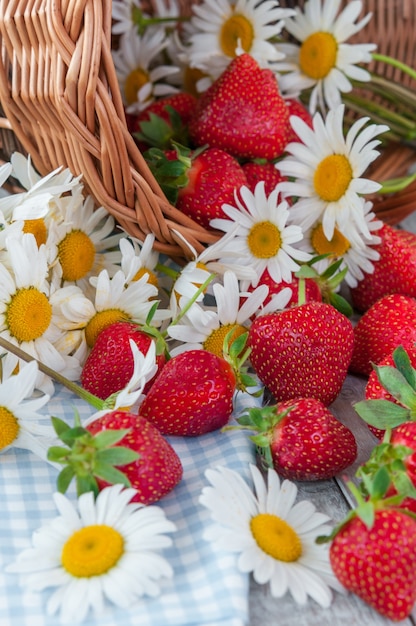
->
[295,256,353,317]
[234,404,290,468]
[135,107,191,150]
[317,444,416,544]
[354,344,416,429]
[47,412,140,497]
[222,330,263,397]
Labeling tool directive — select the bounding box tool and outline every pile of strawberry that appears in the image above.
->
[53,52,416,621]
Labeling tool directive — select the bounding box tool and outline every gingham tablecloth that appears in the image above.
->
[0,384,261,626]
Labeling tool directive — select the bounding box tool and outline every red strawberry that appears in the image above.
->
[238,398,357,480]
[351,223,416,312]
[139,349,236,436]
[284,97,313,143]
[247,302,354,406]
[350,294,416,376]
[81,321,166,400]
[329,508,416,621]
[86,412,183,504]
[175,147,248,228]
[188,53,290,160]
[48,411,183,505]
[241,161,287,196]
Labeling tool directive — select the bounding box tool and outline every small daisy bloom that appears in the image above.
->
[186,0,294,80]
[200,464,344,607]
[0,233,81,393]
[277,104,389,241]
[6,484,176,624]
[210,182,311,289]
[53,268,171,353]
[296,199,382,288]
[167,270,268,356]
[48,195,122,292]
[113,28,180,114]
[276,0,375,113]
[119,234,160,288]
[0,360,54,460]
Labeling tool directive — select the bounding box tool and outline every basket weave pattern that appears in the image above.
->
[0,0,415,261]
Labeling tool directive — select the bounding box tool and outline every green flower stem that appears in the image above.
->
[371,53,416,82]
[0,336,105,410]
[379,171,416,195]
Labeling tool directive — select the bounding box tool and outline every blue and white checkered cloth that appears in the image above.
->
[0,384,261,626]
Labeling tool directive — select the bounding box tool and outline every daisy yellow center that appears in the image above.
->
[6,287,52,343]
[250,513,302,562]
[58,230,95,282]
[220,14,254,57]
[299,31,338,79]
[133,266,159,289]
[125,68,150,105]
[23,219,48,247]
[0,407,19,450]
[248,221,282,259]
[311,223,350,256]
[61,524,124,577]
[85,309,129,348]
[203,323,246,359]
[313,154,353,202]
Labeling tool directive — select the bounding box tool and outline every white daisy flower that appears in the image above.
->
[186,0,294,80]
[6,484,176,624]
[119,234,160,288]
[275,0,375,113]
[0,360,53,460]
[113,28,180,114]
[168,270,268,356]
[277,104,389,241]
[53,268,171,354]
[200,464,344,607]
[0,152,81,223]
[210,182,311,289]
[47,195,122,293]
[295,199,382,288]
[0,233,81,394]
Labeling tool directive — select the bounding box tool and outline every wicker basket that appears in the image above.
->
[0,1,415,264]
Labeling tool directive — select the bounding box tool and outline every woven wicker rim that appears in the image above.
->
[0,0,415,263]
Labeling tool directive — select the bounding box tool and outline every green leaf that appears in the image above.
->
[354,399,410,428]
[373,364,416,408]
[92,428,131,449]
[60,426,89,447]
[94,463,132,487]
[357,500,375,529]
[76,474,99,497]
[369,466,391,499]
[56,466,75,494]
[328,292,353,318]
[50,416,71,437]
[96,447,140,466]
[392,345,416,388]
[47,446,70,463]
